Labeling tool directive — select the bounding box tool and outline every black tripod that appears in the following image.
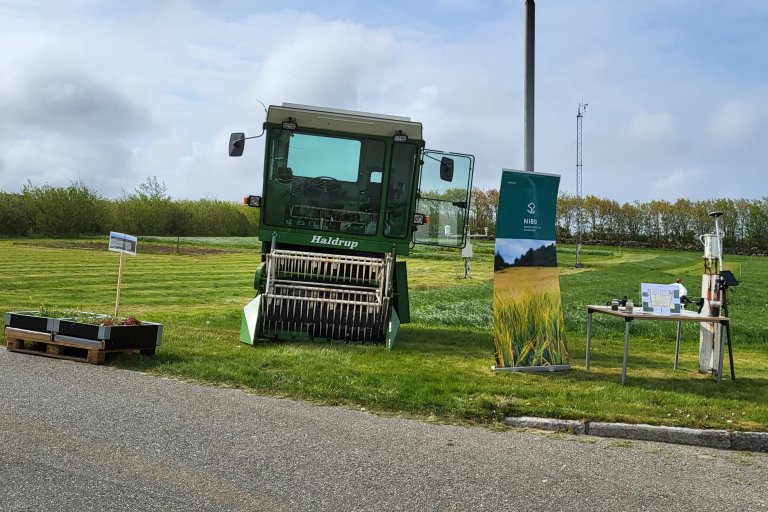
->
[718,270,738,381]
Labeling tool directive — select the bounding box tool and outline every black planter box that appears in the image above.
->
[54,320,163,350]
[5,311,162,351]
[4,312,55,334]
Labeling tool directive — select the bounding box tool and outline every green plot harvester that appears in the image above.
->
[230,103,473,348]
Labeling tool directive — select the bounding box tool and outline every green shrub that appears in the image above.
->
[21,181,109,236]
[0,192,33,236]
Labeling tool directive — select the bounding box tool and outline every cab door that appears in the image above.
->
[413,150,474,248]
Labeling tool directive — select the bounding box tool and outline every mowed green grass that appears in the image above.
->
[2,238,768,431]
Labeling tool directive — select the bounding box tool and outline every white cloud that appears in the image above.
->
[625,111,677,145]
[649,169,691,198]
[0,0,766,205]
[708,99,758,143]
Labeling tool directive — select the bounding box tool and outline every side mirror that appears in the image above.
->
[229,132,245,157]
[243,195,261,208]
[440,157,454,182]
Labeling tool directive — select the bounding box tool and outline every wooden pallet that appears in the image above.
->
[4,327,155,364]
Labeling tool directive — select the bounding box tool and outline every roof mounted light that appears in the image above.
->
[393,130,408,143]
[282,117,298,131]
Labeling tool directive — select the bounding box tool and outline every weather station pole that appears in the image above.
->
[575,101,587,268]
[524,0,535,171]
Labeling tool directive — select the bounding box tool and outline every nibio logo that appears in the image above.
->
[524,202,538,226]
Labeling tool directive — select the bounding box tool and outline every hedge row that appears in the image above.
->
[0,182,259,237]
[4,181,767,255]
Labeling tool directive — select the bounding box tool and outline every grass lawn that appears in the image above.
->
[1,237,767,431]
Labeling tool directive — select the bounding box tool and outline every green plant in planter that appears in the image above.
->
[99,316,142,326]
[37,305,84,319]
[36,305,141,326]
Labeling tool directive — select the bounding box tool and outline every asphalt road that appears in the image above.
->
[1,348,766,512]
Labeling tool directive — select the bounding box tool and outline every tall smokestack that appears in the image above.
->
[524,0,535,172]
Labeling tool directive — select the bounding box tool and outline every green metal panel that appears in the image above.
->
[393,260,410,323]
[258,228,409,257]
[386,307,400,351]
[252,263,265,291]
[496,169,559,240]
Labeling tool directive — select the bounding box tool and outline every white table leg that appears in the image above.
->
[622,318,631,385]
[585,311,593,370]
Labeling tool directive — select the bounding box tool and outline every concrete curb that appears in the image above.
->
[730,431,768,452]
[589,422,730,449]
[504,416,587,434]
[505,416,768,453]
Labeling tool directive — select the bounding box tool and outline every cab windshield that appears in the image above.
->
[263,129,386,236]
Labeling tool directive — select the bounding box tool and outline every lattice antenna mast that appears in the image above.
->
[575,101,587,268]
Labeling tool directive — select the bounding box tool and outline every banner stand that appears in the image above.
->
[492,169,570,372]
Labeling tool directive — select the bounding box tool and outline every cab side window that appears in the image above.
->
[384,144,418,238]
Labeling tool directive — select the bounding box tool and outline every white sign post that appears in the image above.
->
[108,232,137,317]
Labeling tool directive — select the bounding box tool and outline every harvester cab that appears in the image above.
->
[231,103,474,348]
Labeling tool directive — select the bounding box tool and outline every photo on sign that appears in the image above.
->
[109,239,135,253]
[108,232,137,256]
[494,238,557,271]
[493,237,565,368]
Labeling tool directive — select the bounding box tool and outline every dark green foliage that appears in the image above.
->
[135,175,168,201]
[1,179,259,237]
[4,175,766,252]
[174,199,259,237]
[108,196,259,236]
[20,181,110,236]
[556,193,768,251]
[469,187,498,237]
[0,192,32,236]
[494,252,504,271]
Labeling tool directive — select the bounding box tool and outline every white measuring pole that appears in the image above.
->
[699,212,724,373]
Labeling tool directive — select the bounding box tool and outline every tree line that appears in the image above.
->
[555,193,768,252]
[0,177,259,238]
[3,179,767,254]
[467,188,768,253]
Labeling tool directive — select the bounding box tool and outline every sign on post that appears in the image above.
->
[109,231,137,255]
[109,232,137,317]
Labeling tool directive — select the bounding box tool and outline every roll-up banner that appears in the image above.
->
[493,169,570,372]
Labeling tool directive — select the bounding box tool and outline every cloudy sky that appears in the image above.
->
[1,0,766,203]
